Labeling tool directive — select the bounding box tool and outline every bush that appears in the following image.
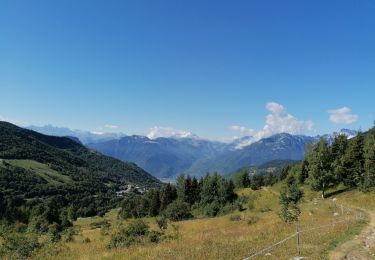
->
[163,223,180,241]
[156,216,168,230]
[0,233,40,259]
[202,201,221,217]
[47,223,62,243]
[218,203,237,216]
[164,200,192,221]
[247,193,258,211]
[27,215,50,233]
[125,219,149,237]
[107,232,135,249]
[147,231,162,243]
[63,228,76,242]
[107,220,149,249]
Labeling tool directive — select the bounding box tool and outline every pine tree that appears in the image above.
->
[279,175,303,223]
[159,183,177,212]
[330,135,348,185]
[363,127,375,191]
[342,133,365,188]
[299,159,309,184]
[307,138,333,198]
[0,191,4,218]
[233,170,250,188]
[148,189,161,217]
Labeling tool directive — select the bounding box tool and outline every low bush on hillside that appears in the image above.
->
[0,233,41,259]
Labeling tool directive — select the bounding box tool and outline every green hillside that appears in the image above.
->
[0,121,161,220]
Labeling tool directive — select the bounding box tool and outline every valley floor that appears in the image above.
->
[33,186,373,260]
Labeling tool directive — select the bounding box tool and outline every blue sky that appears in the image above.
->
[0,0,374,140]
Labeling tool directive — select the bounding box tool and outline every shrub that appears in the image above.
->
[107,220,149,249]
[247,193,258,211]
[218,203,237,216]
[0,233,40,259]
[202,201,221,217]
[125,219,149,237]
[164,200,192,221]
[147,231,162,243]
[163,223,180,241]
[107,232,135,249]
[63,228,76,242]
[156,216,168,230]
[47,223,62,243]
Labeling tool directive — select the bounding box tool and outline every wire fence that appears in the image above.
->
[243,200,366,260]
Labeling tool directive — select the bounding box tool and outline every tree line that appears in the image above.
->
[119,173,237,221]
[297,125,375,197]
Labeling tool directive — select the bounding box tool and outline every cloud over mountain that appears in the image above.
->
[230,102,315,148]
[147,126,197,139]
[328,107,358,124]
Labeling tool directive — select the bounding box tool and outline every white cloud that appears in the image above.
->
[104,124,119,129]
[230,102,315,148]
[90,131,105,135]
[147,126,196,139]
[229,125,254,135]
[328,107,358,124]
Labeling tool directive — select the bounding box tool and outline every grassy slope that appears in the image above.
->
[0,159,72,185]
[33,185,370,260]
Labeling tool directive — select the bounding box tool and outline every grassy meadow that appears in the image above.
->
[31,185,370,260]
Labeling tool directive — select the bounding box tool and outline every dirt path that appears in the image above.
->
[330,210,375,260]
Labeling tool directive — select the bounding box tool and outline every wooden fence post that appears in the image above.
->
[296,222,300,256]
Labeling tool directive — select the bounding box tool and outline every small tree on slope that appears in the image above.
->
[279,175,303,224]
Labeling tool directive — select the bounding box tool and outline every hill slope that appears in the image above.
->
[0,121,161,219]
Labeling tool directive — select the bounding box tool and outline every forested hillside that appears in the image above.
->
[0,121,160,224]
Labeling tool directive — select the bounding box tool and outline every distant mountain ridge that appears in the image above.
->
[27,124,358,179]
[27,125,126,144]
[88,135,229,179]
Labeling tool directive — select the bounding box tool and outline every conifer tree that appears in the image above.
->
[363,127,375,191]
[279,175,303,223]
[159,183,177,211]
[342,133,365,188]
[307,138,333,198]
[330,135,348,185]
[299,159,309,184]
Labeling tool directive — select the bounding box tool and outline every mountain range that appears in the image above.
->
[26,124,358,180]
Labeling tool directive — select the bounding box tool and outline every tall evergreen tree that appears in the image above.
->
[176,174,188,202]
[299,159,309,184]
[148,189,161,217]
[307,138,333,198]
[0,191,4,218]
[363,127,375,191]
[342,133,365,188]
[159,183,177,212]
[330,135,348,185]
[233,170,251,188]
